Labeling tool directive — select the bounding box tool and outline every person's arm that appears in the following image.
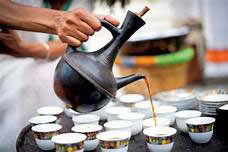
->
[0,0,119,46]
[0,29,66,59]
[22,40,67,60]
[0,0,61,34]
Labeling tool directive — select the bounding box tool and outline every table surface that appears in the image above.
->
[16,113,228,152]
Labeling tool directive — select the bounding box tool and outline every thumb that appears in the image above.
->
[96,15,120,27]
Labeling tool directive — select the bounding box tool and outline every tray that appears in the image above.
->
[16,114,228,152]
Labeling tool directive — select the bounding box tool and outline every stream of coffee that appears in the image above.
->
[144,77,157,126]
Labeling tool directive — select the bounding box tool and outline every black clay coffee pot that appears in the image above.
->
[54,7,150,113]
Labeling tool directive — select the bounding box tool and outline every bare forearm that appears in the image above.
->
[0,0,63,34]
[22,40,66,60]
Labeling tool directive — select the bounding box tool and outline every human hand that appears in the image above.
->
[0,29,26,57]
[0,29,47,58]
[96,15,120,27]
[56,8,119,46]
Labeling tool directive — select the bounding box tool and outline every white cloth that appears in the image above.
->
[0,0,92,151]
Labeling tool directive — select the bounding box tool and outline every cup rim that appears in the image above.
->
[155,106,177,114]
[52,133,86,144]
[104,120,133,129]
[174,110,202,119]
[197,94,228,102]
[143,126,177,137]
[105,106,131,115]
[118,112,145,120]
[32,123,62,133]
[96,131,131,141]
[29,115,57,124]
[37,106,63,115]
[143,117,171,127]
[217,103,228,110]
[71,124,103,133]
[72,114,100,123]
[135,100,159,109]
[185,117,216,125]
[119,94,144,103]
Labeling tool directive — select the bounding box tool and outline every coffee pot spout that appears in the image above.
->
[116,74,145,89]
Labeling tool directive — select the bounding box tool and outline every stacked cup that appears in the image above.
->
[29,106,64,151]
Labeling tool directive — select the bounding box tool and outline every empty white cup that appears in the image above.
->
[155,106,177,125]
[37,106,63,117]
[104,120,133,133]
[29,115,57,126]
[72,114,100,126]
[118,112,144,135]
[119,94,144,110]
[135,100,160,119]
[174,110,201,132]
[105,106,131,121]
[185,117,215,144]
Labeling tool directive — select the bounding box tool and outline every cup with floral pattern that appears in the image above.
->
[52,133,87,152]
[185,117,215,144]
[143,126,177,152]
[96,130,131,152]
[32,123,62,151]
[71,124,103,151]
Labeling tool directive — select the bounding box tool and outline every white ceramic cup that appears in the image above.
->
[174,110,202,133]
[96,130,131,152]
[118,112,144,135]
[65,102,116,121]
[64,108,81,118]
[143,126,177,152]
[105,106,131,121]
[32,123,62,151]
[143,117,171,129]
[185,117,215,144]
[91,101,116,121]
[118,94,144,110]
[52,133,86,152]
[72,114,100,126]
[37,106,63,117]
[155,106,177,125]
[72,124,103,151]
[134,100,160,119]
[104,120,133,132]
[29,115,57,126]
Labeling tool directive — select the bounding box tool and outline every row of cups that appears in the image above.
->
[29,105,173,152]
[29,113,216,152]
[29,106,130,152]
[28,106,62,151]
[28,93,217,152]
[71,112,175,152]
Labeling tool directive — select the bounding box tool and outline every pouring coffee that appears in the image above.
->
[54,7,150,113]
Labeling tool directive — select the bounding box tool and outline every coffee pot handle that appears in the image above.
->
[100,19,121,37]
